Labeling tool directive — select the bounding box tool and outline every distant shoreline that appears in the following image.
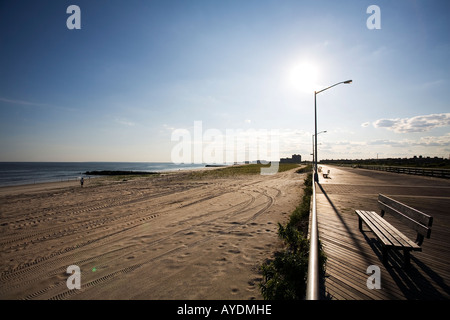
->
[0,164,227,190]
[84,170,159,176]
[204,164,228,167]
[0,162,207,187]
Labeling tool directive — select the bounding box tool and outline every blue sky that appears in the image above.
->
[0,0,449,162]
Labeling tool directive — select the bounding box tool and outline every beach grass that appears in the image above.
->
[187,163,301,179]
[106,174,159,181]
[259,167,327,300]
[85,163,301,182]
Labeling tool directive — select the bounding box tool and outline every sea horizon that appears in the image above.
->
[0,161,207,187]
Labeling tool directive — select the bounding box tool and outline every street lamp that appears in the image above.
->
[314,80,352,182]
[312,131,327,166]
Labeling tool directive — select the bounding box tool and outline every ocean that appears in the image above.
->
[0,162,206,187]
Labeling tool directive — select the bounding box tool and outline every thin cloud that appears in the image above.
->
[373,113,450,133]
[367,139,408,147]
[162,124,176,131]
[0,97,76,111]
[0,97,52,108]
[413,133,450,147]
[419,79,445,89]
[367,134,450,147]
[318,134,450,160]
[115,118,136,126]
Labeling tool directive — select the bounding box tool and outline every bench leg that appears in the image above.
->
[404,250,411,268]
[358,216,363,231]
[382,247,388,264]
[415,234,425,246]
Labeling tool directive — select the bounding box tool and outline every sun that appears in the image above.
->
[288,61,320,93]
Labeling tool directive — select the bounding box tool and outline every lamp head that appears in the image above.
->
[344,80,352,84]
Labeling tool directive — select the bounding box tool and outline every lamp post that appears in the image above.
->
[314,80,352,182]
[312,131,327,167]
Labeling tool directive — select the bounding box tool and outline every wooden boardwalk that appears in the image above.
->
[315,165,450,300]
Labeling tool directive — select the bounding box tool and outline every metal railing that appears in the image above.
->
[306,167,319,300]
[357,165,450,179]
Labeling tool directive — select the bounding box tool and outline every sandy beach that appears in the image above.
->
[0,166,306,300]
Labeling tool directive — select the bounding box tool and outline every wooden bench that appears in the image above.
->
[323,169,330,178]
[355,194,433,267]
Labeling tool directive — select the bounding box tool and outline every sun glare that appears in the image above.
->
[288,61,320,93]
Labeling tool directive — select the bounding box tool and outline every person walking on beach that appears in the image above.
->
[80,177,84,187]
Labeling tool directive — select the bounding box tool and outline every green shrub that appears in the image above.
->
[188,163,301,179]
[259,171,326,300]
[259,240,309,300]
[286,172,312,234]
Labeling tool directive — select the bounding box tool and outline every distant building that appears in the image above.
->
[280,154,302,164]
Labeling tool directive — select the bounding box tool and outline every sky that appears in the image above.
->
[0,0,449,163]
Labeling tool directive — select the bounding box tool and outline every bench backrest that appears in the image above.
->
[378,194,433,245]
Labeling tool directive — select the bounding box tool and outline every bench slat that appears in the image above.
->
[355,210,421,251]
[356,210,396,247]
[363,211,407,248]
[378,194,433,227]
[378,200,431,239]
[366,210,421,251]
